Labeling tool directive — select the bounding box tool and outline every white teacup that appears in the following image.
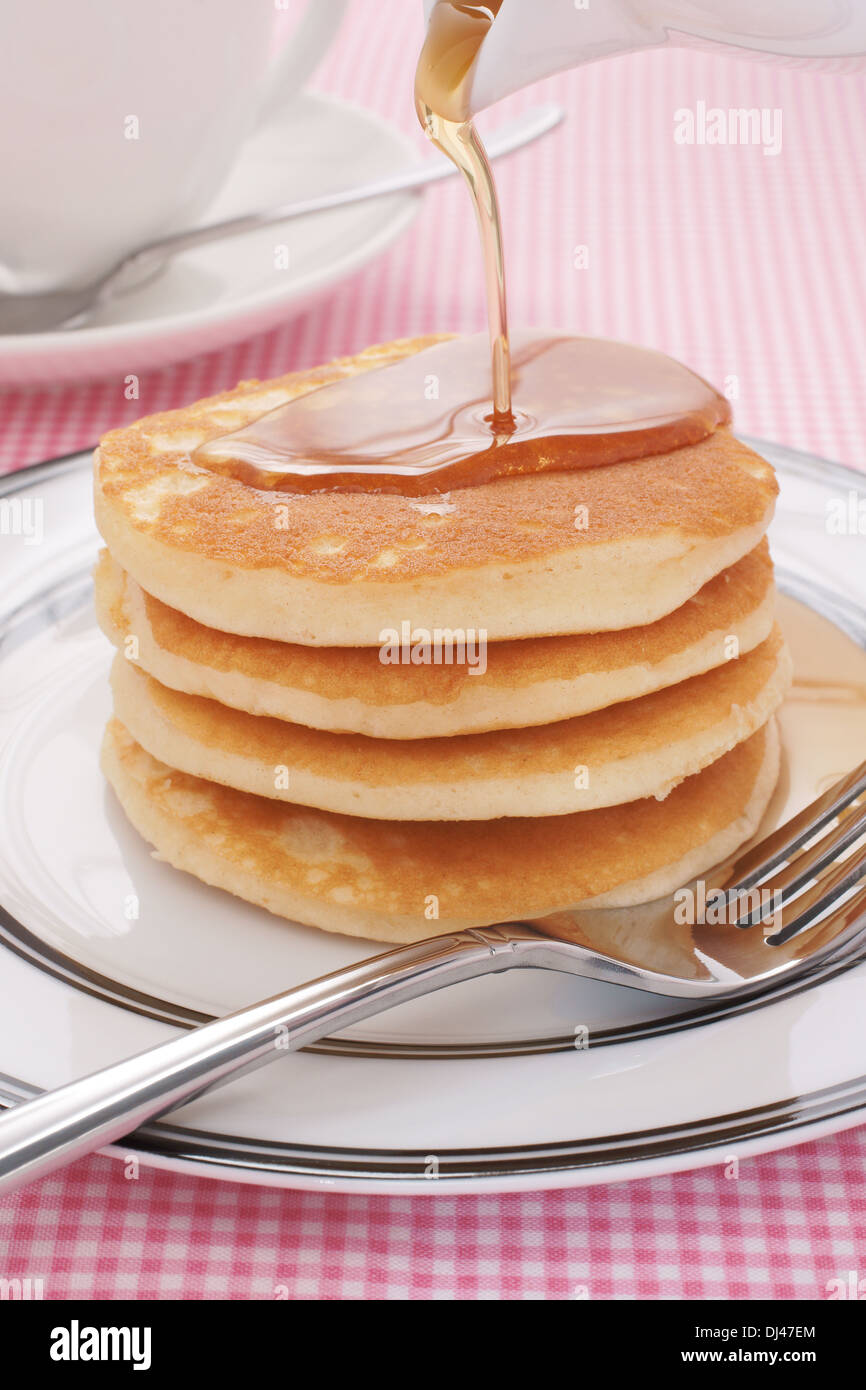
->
[0,0,348,291]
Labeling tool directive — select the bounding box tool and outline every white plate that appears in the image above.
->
[0,94,420,385]
[0,440,865,1193]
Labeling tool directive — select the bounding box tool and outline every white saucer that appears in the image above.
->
[0,93,421,386]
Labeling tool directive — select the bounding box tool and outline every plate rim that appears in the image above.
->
[3,1068,866,1194]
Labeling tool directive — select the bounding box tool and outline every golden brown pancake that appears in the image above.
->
[109,627,791,821]
[93,336,778,645]
[94,541,776,738]
[101,717,780,942]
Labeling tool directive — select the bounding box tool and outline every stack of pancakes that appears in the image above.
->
[93,337,791,943]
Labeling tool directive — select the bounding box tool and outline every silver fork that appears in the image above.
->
[0,760,864,1195]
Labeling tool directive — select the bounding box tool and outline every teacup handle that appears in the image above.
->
[255,0,350,126]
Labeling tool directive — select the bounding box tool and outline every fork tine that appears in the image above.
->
[763,847,866,945]
[723,760,866,891]
[728,793,866,926]
[789,879,866,961]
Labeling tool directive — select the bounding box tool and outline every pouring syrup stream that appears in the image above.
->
[415,1,512,424]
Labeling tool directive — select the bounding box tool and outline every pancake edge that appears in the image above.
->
[94,547,777,738]
[107,633,792,821]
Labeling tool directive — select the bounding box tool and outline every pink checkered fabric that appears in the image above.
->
[1,1133,865,1299]
[0,0,864,1299]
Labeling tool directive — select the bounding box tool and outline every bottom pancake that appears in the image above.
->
[102,717,780,943]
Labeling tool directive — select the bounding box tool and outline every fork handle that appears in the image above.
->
[0,924,544,1195]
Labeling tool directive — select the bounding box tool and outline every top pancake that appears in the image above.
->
[94,336,778,645]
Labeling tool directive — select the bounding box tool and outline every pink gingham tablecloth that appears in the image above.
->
[1,0,865,1300]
